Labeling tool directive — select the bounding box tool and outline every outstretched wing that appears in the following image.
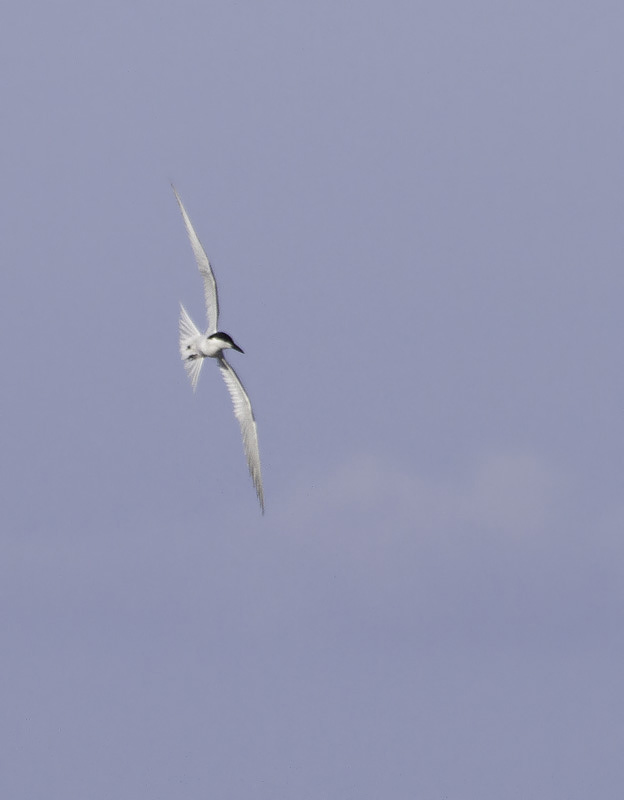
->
[217,355,264,513]
[172,185,219,335]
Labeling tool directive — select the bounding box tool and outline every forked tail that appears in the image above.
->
[179,303,204,391]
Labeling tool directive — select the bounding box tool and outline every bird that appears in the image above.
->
[172,185,264,513]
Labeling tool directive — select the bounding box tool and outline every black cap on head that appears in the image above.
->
[209,331,244,353]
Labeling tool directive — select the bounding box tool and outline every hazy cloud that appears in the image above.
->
[279,449,564,540]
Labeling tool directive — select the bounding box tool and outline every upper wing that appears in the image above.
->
[217,355,264,513]
[172,185,219,335]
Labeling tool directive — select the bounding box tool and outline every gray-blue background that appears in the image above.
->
[2,1,623,797]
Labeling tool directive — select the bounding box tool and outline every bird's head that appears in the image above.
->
[209,332,244,353]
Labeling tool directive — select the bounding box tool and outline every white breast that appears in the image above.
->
[198,336,225,358]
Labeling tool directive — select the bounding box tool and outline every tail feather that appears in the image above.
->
[179,303,200,346]
[179,304,204,391]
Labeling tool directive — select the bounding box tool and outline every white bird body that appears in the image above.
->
[173,185,265,514]
[197,337,229,358]
[181,329,234,359]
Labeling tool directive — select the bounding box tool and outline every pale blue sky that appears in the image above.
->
[2,1,624,797]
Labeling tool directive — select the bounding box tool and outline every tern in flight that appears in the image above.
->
[173,185,264,513]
